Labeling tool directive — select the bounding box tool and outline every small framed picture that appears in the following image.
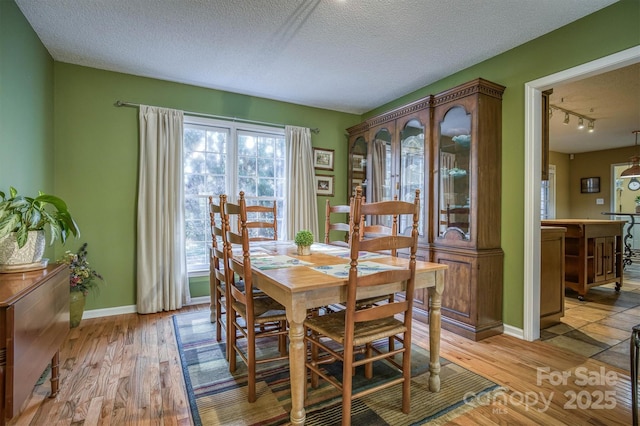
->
[313,148,334,171]
[581,177,600,193]
[315,175,334,196]
[352,154,364,172]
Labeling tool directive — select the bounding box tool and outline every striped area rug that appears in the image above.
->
[173,310,503,425]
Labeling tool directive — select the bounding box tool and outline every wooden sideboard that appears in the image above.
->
[541,220,625,300]
[0,264,69,424]
[540,226,566,328]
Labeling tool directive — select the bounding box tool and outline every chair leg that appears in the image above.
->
[402,332,412,414]
[248,324,257,403]
[310,331,320,388]
[228,306,237,373]
[278,320,287,356]
[214,282,222,341]
[364,343,373,379]
[632,326,640,426]
[342,346,354,426]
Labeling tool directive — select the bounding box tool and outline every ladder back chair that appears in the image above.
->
[324,198,353,247]
[304,187,421,425]
[241,201,278,241]
[221,192,288,403]
[208,196,230,358]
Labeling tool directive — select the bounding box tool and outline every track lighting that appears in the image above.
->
[549,104,596,133]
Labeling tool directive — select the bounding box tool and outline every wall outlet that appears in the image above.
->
[596,198,604,205]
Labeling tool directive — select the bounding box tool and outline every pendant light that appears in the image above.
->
[621,130,640,178]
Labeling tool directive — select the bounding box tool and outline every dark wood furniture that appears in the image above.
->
[540,226,566,328]
[0,264,69,424]
[541,219,624,300]
[346,78,505,340]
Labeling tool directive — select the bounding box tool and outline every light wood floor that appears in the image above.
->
[11,304,633,425]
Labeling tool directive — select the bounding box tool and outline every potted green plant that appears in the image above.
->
[635,195,640,213]
[0,186,80,270]
[294,230,314,255]
[59,243,104,328]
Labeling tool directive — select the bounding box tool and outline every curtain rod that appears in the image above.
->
[114,100,319,134]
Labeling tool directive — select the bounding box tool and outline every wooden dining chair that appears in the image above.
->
[241,200,278,241]
[304,187,421,425]
[324,198,352,247]
[208,196,229,353]
[221,192,288,403]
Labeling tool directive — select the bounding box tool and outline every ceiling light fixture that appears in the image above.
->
[549,104,596,132]
[620,130,640,178]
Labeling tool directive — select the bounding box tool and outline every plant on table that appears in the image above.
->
[294,230,314,255]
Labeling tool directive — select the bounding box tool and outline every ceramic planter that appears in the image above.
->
[0,230,47,271]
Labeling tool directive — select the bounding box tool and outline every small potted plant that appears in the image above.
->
[294,230,314,255]
[635,195,640,213]
[0,186,80,270]
[59,243,105,328]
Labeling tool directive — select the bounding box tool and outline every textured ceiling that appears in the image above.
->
[15,0,617,115]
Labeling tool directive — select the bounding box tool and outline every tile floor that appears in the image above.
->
[540,265,640,372]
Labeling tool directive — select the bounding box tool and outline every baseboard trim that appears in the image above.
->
[82,304,137,319]
[82,296,212,320]
[503,323,524,339]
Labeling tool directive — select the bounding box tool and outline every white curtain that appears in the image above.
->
[285,125,319,240]
[137,105,189,313]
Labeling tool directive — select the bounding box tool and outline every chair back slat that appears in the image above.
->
[242,201,278,241]
[324,198,353,246]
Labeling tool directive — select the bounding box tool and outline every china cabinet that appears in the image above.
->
[346,78,505,339]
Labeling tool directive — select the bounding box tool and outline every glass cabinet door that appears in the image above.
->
[438,106,471,239]
[399,119,425,236]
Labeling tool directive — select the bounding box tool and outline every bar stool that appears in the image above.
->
[631,324,640,425]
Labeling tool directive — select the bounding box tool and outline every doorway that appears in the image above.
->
[523,46,640,342]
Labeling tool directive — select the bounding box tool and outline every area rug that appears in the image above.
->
[173,310,503,425]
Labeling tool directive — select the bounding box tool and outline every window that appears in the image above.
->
[541,164,556,219]
[183,117,286,273]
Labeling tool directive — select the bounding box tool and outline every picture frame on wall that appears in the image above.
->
[315,175,334,196]
[313,148,334,171]
[581,177,600,193]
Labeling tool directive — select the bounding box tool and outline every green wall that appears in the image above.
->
[0,0,55,259]
[365,0,639,328]
[53,63,359,308]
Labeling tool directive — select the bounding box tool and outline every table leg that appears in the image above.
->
[288,314,306,425]
[427,270,445,392]
[50,351,60,398]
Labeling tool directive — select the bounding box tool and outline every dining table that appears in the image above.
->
[235,241,447,426]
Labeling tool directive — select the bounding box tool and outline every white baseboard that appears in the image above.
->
[82,304,137,319]
[187,296,211,306]
[81,296,212,320]
[503,323,525,340]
